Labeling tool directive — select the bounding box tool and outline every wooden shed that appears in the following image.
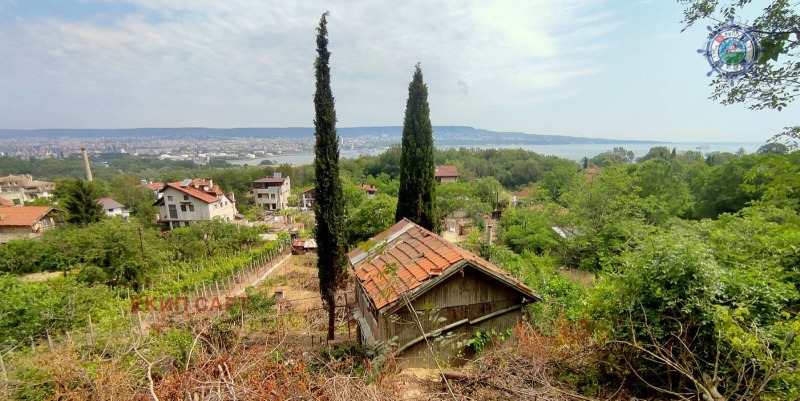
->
[350,219,539,368]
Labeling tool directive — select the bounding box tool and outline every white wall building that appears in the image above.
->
[97,197,129,218]
[253,173,291,211]
[154,179,236,229]
[0,175,55,205]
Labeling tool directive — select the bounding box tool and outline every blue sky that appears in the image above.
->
[0,0,796,142]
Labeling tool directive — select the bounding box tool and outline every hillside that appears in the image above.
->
[0,126,656,146]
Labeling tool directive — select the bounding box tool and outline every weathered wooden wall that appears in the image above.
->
[398,309,523,369]
[377,265,528,368]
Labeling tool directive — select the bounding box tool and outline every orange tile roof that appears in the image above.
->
[358,184,377,193]
[434,165,459,178]
[144,182,164,191]
[164,180,223,204]
[433,166,460,177]
[514,184,541,198]
[0,206,57,227]
[584,167,601,182]
[0,198,13,207]
[349,219,538,311]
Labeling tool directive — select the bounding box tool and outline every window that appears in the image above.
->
[188,204,195,212]
[167,195,173,201]
[183,195,189,201]
[180,205,187,212]
[168,205,178,219]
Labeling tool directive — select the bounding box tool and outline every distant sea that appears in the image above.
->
[228,142,764,166]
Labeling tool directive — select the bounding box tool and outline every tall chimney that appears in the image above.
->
[81,148,93,182]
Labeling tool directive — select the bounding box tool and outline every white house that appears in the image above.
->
[253,173,291,211]
[300,187,315,210]
[97,197,129,218]
[154,179,236,229]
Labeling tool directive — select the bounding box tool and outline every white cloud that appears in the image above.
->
[0,0,617,128]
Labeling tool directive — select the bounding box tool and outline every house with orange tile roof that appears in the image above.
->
[153,179,236,229]
[434,165,459,184]
[358,183,377,199]
[142,181,165,200]
[583,166,601,182]
[350,219,540,368]
[0,206,64,243]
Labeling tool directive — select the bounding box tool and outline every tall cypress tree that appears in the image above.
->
[396,64,439,232]
[313,12,348,341]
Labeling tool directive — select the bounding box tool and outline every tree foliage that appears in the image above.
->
[679,0,800,146]
[347,194,397,245]
[61,178,105,225]
[312,12,348,341]
[396,64,439,232]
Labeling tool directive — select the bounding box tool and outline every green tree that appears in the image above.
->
[61,179,104,225]
[540,165,579,202]
[679,1,799,145]
[590,146,635,166]
[590,217,800,399]
[637,146,672,162]
[757,142,790,155]
[347,194,397,245]
[395,64,439,232]
[436,182,475,218]
[312,12,348,341]
[631,158,692,224]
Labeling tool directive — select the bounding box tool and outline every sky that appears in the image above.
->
[0,0,796,142]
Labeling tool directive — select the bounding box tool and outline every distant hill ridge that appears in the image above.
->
[0,126,656,145]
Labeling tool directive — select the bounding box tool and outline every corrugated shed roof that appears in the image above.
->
[434,165,459,178]
[0,206,56,227]
[349,219,538,311]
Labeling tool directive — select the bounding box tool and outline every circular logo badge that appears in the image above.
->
[703,22,760,82]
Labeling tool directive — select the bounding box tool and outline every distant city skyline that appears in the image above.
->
[0,0,797,142]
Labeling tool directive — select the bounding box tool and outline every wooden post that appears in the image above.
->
[136,311,144,337]
[30,337,35,353]
[0,352,7,394]
[202,281,207,298]
[138,226,146,261]
[346,296,351,339]
[46,330,53,351]
[88,314,95,348]
[215,280,220,297]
